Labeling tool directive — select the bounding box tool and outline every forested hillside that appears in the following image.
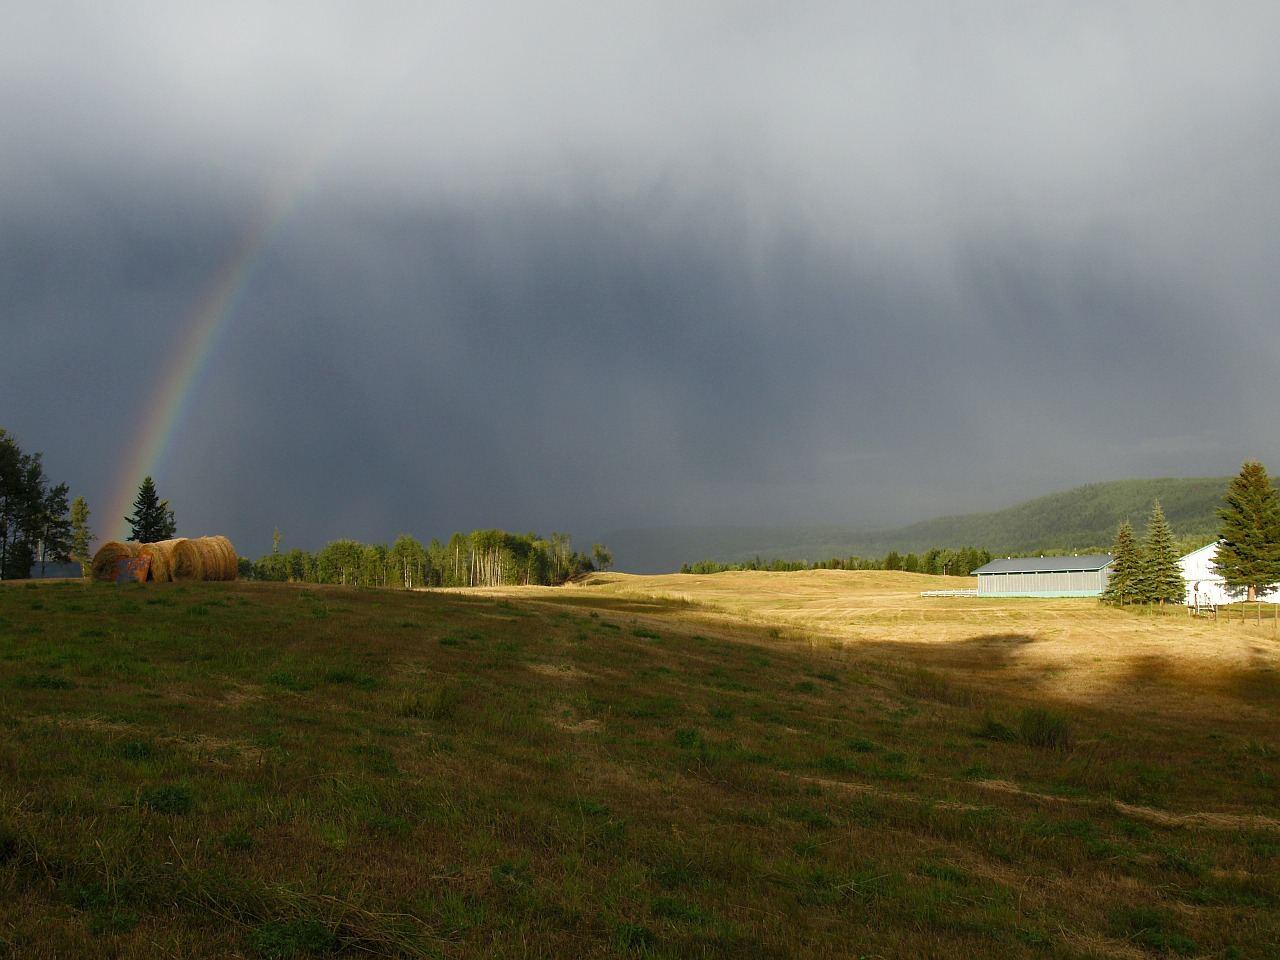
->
[609,477,1230,573]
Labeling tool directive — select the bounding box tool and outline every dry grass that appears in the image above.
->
[548,570,1280,730]
[3,572,1278,958]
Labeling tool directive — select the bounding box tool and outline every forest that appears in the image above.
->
[0,429,76,580]
[680,545,994,576]
[246,529,609,589]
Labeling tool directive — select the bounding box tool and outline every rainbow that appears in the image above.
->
[105,200,282,541]
[104,47,420,541]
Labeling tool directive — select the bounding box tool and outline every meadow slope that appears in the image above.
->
[2,572,1278,959]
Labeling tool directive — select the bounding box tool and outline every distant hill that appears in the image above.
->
[606,477,1231,574]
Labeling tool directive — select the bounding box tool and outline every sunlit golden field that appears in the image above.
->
[3,572,1278,959]
[480,569,1280,730]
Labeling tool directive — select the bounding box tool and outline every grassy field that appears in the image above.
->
[2,572,1278,959]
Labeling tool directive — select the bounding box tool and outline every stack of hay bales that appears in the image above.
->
[139,539,184,582]
[90,536,237,582]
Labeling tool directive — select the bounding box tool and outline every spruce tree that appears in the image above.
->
[1213,461,1280,601]
[1137,500,1185,605]
[125,476,177,543]
[1103,520,1141,605]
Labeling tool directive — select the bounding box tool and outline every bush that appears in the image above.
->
[1019,707,1072,751]
[137,784,194,815]
[673,729,703,750]
[972,715,1018,743]
[246,919,337,958]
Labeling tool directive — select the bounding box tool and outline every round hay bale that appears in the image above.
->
[139,539,185,582]
[199,538,226,580]
[90,541,140,582]
[171,538,207,581]
[209,535,238,580]
[172,536,238,581]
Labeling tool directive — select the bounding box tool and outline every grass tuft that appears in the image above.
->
[137,784,194,814]
[971,714,1019,743]
[1019,706,1072,750]
[246,919,337,958]
[13,673,75,690]
[0,822,18,863]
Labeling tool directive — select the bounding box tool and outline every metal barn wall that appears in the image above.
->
[977,569,1108,597]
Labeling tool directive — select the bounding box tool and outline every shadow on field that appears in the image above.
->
[1120,653,1280,706]
[792,628,1280,726]
[949,632,1039,669]
[838,632,1043,676]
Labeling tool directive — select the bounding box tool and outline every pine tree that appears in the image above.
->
[35,482,72,575]
[1136,500,1185,605]
[0,429,49,579]
[1213,461,1280,601]
[125,476,177,543]
[1103,520,1141,605]
[70,496,94,577]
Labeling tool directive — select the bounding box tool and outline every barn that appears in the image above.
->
[1179,541,1280,607]
[27,560,83,579]
[972,554,1113,597]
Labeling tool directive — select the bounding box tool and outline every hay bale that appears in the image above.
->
[139,539,185,582]
[172,536,238,582]
[171,538,207,581]
[208,535,238,581]
[90,541,140,582]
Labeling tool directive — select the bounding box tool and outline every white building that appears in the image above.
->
[1178,541,1280,607]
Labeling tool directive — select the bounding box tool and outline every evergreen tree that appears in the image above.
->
[1136,500,1185,605]
[125,476,177,543]
[0,429,49,579]
[35,482,72,575]
[1213,461,1280,601]
[1103,520,1141,605]
[70,496,94,577]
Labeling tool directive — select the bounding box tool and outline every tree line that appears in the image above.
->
[680,546,995,577]
[247,530,613,589]
[1104,461,1280,606]
[0,429,92,580]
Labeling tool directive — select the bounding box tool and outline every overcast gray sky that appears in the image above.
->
[5,2,1279,567]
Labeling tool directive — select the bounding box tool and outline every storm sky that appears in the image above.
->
[5,2,1280,567]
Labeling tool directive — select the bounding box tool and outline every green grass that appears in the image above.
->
[1,578,1278,958]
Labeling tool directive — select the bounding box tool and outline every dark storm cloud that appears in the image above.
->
[5,2,1280,564]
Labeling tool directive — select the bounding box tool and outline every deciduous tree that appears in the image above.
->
[70,496,94,577]
[391,534,427,589]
